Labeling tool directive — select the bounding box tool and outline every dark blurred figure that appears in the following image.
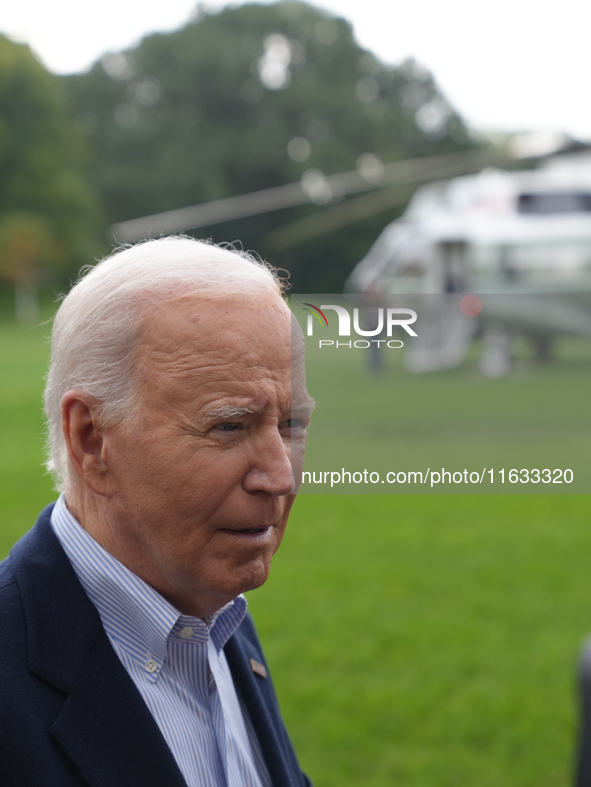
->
[362,283,385,375]
[575,638,591,785]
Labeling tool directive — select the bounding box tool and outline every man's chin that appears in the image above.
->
[215,557,273,599]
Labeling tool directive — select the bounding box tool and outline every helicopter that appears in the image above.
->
[345,149,591,376]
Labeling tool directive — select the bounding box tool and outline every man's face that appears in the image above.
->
[99,292,311,617]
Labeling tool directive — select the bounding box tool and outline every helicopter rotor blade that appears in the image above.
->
[266,155,496,250]
[109,149,508,243]
[267,186,414,251]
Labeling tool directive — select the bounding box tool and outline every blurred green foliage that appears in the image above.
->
[60,1,476,291]
[0,34,102,295]
[0,1,480,297]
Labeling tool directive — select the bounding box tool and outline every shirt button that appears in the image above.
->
[179,626,194,639]
[145,659,158,673]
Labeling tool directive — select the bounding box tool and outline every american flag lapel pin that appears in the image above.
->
[250,658,268,678]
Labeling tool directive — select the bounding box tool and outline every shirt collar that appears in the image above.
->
[50,494,247,671]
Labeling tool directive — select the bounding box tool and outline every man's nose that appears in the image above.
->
[242,428,293,496]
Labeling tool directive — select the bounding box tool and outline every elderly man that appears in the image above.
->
[0,237,313,787]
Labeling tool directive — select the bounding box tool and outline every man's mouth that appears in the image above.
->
[217,526,273,541]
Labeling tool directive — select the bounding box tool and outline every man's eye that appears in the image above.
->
[282,419,307,432]
[216,423,240,432]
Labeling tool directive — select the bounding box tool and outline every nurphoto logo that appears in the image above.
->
[302,303,418,349]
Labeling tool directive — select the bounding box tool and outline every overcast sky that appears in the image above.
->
[2,0,590,139]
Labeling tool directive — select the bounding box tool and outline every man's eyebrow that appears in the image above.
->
[203,398,316,421]
[203,404,257,420]
[291,398,317,415]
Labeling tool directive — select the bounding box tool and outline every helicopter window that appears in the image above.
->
[518,192,591,214]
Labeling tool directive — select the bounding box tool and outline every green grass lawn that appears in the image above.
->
[1,316,590,786]
[0,318,56,556]
[300,327,591,494]
[253,494,591,786]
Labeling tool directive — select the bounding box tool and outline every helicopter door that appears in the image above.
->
[441,241,468,294]
[426,241,468,294]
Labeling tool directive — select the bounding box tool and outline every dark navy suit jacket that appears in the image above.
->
[0,504,311,787]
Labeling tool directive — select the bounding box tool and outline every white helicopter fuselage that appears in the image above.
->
[347,151,591,373]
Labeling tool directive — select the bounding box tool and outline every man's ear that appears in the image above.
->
[61,390,116,497]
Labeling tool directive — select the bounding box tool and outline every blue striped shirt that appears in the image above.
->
[51,494,272,787]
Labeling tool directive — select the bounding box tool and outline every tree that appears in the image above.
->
[61,1,476,291]
[0,212,61,322]
[0,34,101,318]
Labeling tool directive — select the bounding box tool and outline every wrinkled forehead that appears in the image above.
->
[136,292,294,392]
[142,291,289,346]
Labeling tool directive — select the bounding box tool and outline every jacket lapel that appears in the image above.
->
[225,615,307,787]
[50,633,187,787]
[10,506,187,787]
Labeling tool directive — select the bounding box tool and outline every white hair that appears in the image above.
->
[44,236,286,490]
